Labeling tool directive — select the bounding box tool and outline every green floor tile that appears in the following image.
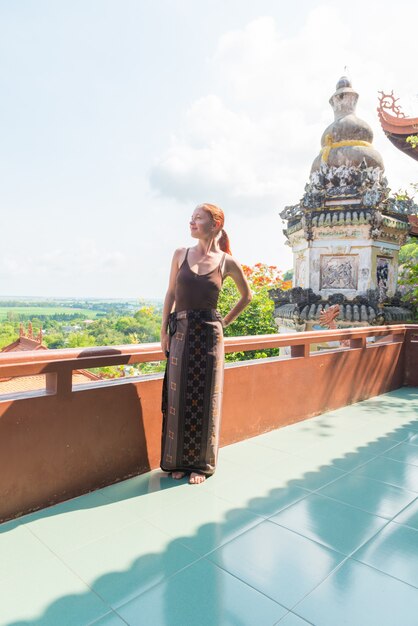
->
[261,455,347,491]
[209,476,311,519]
[406,433,418,446]
[61,518,199,609]
[317,472,417,519]
[278,612,313,625]
[89,612,128,625]
[392,497,418,530]
[144,490,263,556]
[219,440,295,470]
[115,557,287,626]
[0,552,109,626]
[208,520,345,608]
[382,442,418,466]
[380,425,418,442]
[295,435,402,473]
[294,557,418,626]
[352,521,418,587]
[0,523,57,583]
[195,459,261,496]
[351,456,418,493]
[249,428,326,454]
[269,492,388,555]
[97,470,196,519]
[22,491,141,558]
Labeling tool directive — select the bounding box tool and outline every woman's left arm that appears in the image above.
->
[221,256,253,328]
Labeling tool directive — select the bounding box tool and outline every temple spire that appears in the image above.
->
[309,76,384,174]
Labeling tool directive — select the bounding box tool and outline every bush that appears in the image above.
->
[218,263,285,362]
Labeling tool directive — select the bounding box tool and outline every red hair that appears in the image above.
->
[197,203,232,255]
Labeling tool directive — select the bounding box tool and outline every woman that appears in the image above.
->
[160,203,252,484]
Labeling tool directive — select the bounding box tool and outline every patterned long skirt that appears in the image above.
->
[160,308,225,476]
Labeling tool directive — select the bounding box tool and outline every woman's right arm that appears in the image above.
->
[160,248,183,355]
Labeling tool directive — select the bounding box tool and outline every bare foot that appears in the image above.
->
[189,472,206,484]
[171,471,186,480]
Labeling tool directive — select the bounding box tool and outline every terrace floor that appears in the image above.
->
[1,388,418,626]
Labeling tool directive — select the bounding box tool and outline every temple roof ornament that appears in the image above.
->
[377,91,418,162]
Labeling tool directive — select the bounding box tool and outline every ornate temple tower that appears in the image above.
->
[271,77,415,331]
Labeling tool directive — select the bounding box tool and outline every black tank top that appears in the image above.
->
[174,248,226,311]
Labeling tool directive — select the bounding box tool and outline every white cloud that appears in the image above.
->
[0,239,127,280]
[150,94,308,213]
[150,5,418,215]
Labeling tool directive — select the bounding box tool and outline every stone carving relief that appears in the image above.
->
[377,257,389,302]
[378,247,393,257]
[320,255,358,290]
[386,195,418,215]
[280,161,392,220]
[314,228,364,239]
[303,162,389,209]
[370,210,384,239]
[288,234,304,247]
[295,257,306,288]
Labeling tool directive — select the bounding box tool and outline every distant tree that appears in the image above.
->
[0,322,18,349]
[398,237,418,319]
[398,262,418,319]
[399,240,418,264]
[67,332,96,348]
[283,268,294,281]
[114,317,141,335]
[133,306,161,342]
[406,135,418,149]
[43,333,66,349]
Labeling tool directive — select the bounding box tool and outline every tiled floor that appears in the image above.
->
[1,387,418,626]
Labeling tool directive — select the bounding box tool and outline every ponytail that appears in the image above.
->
[218,228,232,255]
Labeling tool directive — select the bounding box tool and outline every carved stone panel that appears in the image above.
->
[295,256,306,288]
[313,227,367,240]
[320,255,358,290]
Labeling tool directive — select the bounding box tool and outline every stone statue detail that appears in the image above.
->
[319,304,341,329]
[319,305,350,347]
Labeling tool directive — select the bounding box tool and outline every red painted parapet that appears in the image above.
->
[0,324,416,523]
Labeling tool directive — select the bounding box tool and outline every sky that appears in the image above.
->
[0,0,417,300]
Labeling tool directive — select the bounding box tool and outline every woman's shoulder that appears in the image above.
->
[223,252,240,268]
[172,246,188,258]
[222,252,242,277]
[172,247,188,268]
